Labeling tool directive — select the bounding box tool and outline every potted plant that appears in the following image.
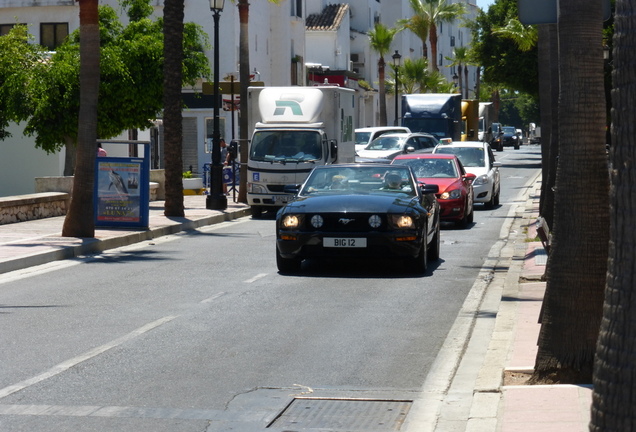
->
[182,171,204,191]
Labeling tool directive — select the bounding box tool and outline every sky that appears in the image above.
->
[476,0,494,10]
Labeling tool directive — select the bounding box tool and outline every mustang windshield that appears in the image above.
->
[249,131,323,163]
[301,166,416,197]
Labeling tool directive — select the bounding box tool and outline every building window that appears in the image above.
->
[439,54,443,66]
[40,23,69,51]
[1,24,19,36]
[291,0,302,18]
[450,36,455,47]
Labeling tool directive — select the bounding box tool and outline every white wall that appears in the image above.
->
[0,123,64,197]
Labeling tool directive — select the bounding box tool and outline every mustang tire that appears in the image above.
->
[276,246,301,274]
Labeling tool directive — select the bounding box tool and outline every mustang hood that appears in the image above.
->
[286,194,418,213]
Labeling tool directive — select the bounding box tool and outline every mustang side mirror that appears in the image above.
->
[283,184,301,194]
[420,183,439,195]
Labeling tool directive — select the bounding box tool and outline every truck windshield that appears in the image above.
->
[249,131,323,163]
[403,118,448,140]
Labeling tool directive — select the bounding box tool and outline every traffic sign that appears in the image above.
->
[203,81,264,95]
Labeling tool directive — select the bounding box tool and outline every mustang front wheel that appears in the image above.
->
[276,246,301,274]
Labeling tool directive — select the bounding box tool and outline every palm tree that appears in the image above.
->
[62,0,100,237]
[400,0,465,72]
[397,1,430,60]
[591,0,636,427]
[236,0,281,204]
[162,0,185,217]
[530,0,609,384]
[400,57,429,94]
[369,23,399,126]
[445,46,468,97]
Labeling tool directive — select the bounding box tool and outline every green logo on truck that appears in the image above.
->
[274,101,303,116]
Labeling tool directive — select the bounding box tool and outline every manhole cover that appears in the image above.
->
[268,398,411,431]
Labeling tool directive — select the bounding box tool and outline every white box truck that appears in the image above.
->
[246,86,356,217]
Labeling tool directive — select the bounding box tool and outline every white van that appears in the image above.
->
[355,126,411,153]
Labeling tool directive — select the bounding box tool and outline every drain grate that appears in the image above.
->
[268,398,412,431]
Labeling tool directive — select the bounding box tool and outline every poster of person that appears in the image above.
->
[95,160,142,223]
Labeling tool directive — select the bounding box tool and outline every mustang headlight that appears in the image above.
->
[473,174,490,186]
[392,215,415,229]
[282,215,300,229]
[368,214,382,228]
[440,189,461,200]
[310,214,324,228]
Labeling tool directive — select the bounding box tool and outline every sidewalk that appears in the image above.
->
[479,182,593,432]
[0,194,251,275]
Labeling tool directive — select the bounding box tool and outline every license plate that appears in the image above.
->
[273,195,290,203]
[323,237,367,248]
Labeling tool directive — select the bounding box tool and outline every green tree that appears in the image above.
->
[401,0,465,72]
[8,1,209,177]
[0,25,43,140]
[62,0,100,238]
[530,0,609,384]
[369,23,399,126]
[469,0,538,97]
[591,0,636,427]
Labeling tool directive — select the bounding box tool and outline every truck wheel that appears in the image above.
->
[251,206,263,219]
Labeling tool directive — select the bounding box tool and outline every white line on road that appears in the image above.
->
[0,315,178,400]
[200,292,226,303]
[244,273,268,283]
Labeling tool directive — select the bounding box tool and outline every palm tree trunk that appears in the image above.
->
[537,24,558,229]
[531,0,608,384]
[162,0,185,217]
[591,1,636,428]
[62,0,99,238]
[429,24,439,72]
[378,57,387,126]
[237,0,250,204]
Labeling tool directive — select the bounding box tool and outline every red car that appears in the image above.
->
[392,153,476,228]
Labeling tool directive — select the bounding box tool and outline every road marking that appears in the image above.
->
[0,404,222,420]
[200,292,226,303]
[0,315,178,400]
[244,273,268,283]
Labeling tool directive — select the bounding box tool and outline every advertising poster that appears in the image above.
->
[95,158,148,227]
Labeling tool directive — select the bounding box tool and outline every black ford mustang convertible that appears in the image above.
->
[275,164,441,274]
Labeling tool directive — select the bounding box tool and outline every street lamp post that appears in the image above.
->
[392,50,401,126]
[206,0,227,210]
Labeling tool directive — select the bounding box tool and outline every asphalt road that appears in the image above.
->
[0,145,542,432]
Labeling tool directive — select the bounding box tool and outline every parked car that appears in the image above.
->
[392,153,476,228]
[355,126,411,153]
[502,126,521,149]
[432,141,501,208]
[356,132,438,161]
[275,164,441,274]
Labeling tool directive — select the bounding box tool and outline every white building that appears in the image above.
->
[0,0,478,196]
